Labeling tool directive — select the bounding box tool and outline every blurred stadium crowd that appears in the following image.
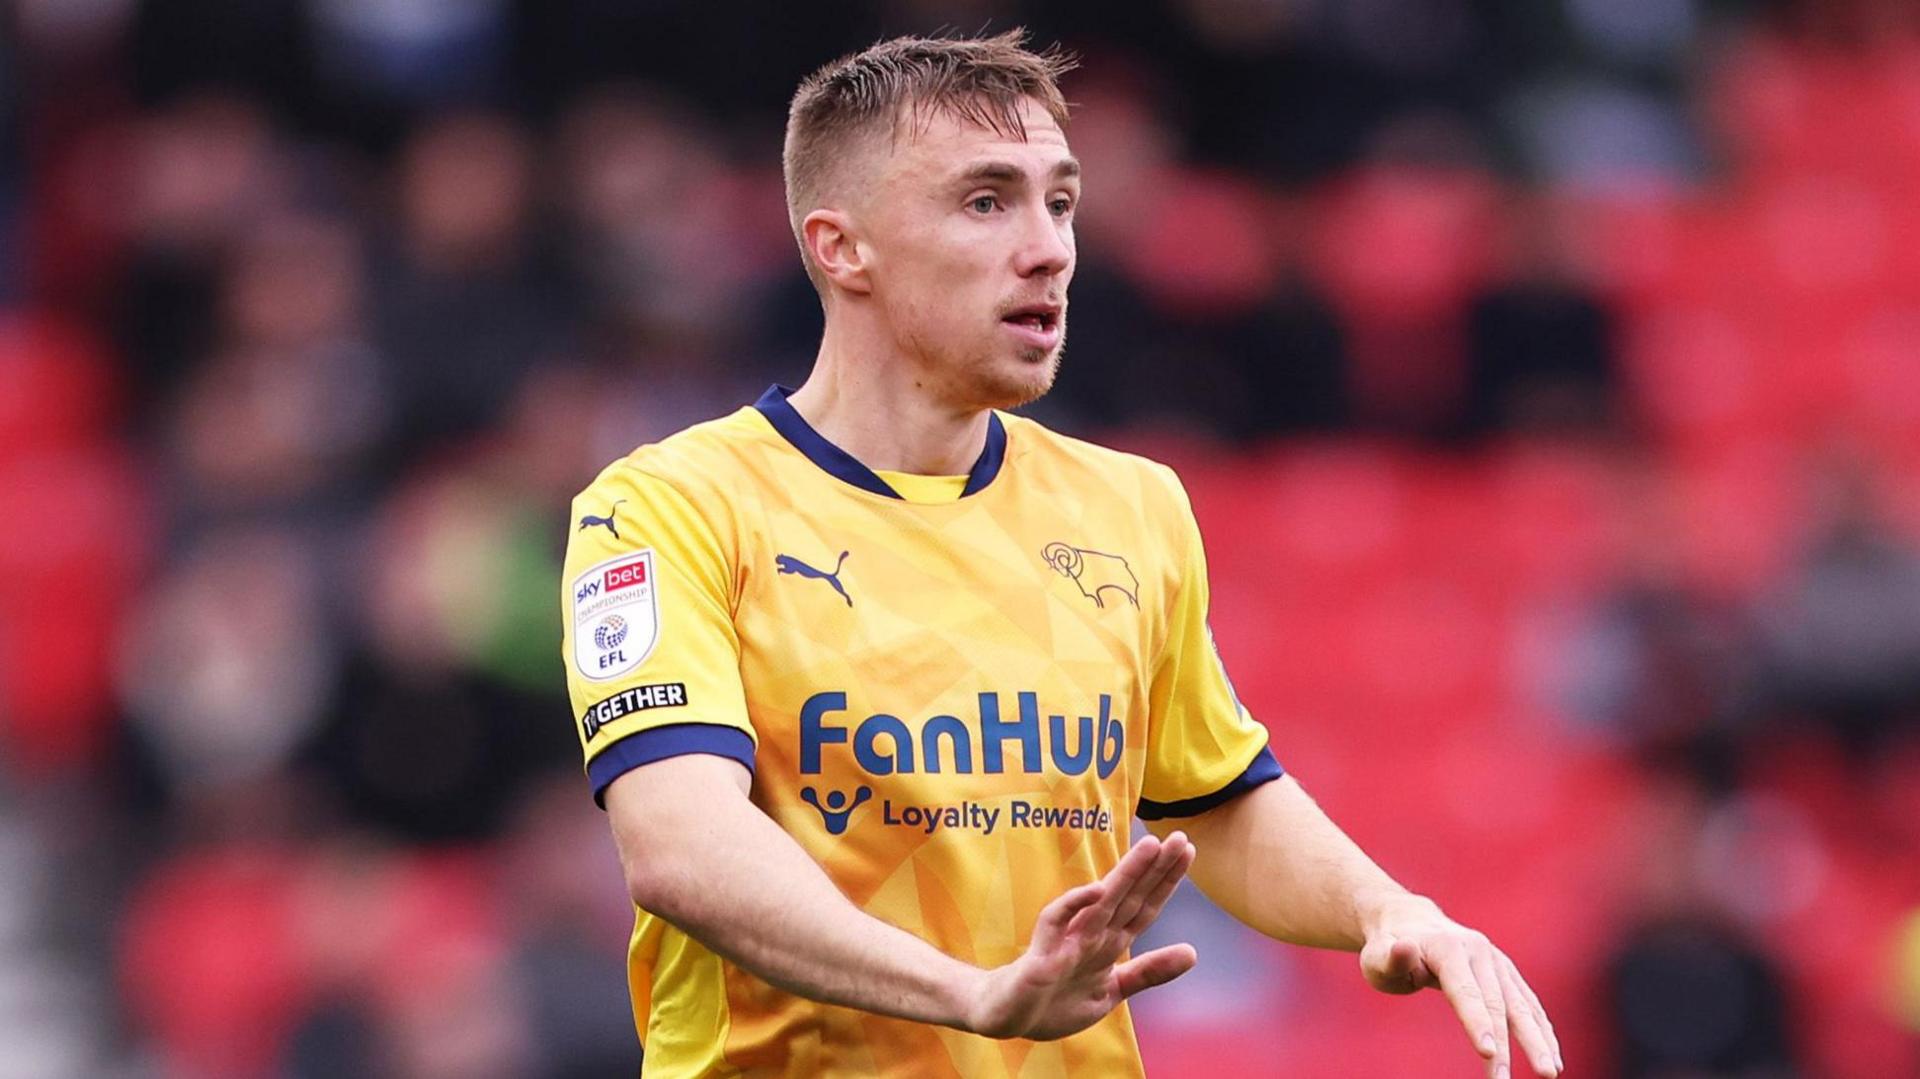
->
[4,0,1920,1075]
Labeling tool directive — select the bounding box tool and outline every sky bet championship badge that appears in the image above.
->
[572,550,660,681]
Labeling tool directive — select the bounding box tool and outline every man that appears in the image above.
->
[561,31,1562,1078]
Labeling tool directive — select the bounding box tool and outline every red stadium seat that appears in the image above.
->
[1840,312,1920,457]
[120,849,309,1078]
[0,445,152,771]
[367,851,509,1011]
[1663,446,1799,597]
[1747,177,1894,308]
[0,313,119,455]
[1128,170,1280,315]
[1306,167,1501,427]
[1309,167,1501,319]
[1708,37,1917,187]
[1621,304,1771,449]
[1199,442,1413,597]
[1476,444,1615,597]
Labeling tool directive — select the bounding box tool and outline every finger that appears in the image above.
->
[1495,959,1556,1078]
[1122,836,1195,936]
[1033,881,1106,949]
[1068,835,1162,936]
[1427,940,1500,1066]
[1466,946,1510,1078]
[1512,959,1559,1061]
[1118,836,1193,936]
[1102,843,1173,934]
[1500,954,1561,1076]
[1109,832,1189,932]
[1114,942,1197,998]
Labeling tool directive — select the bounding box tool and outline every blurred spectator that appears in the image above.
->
[110,95,290,416]
[1605,916,1799,1076]
[1507,76,1701,195]
[495,776,639,1078]
[511,0,879,124]
[1538,458,1757,794]
[0,22,20,304]
[307,0,515,147]
[115,526,337,805]
[126,0,307,115]
[164,211,390,519]
[552,87,783,440]
[1600,782,1804,1078]
[1459,192,1622,439]
[297,468,567,843]
[1753,451,1920,764]
[1160,0,1373,181]
[1500,0,1704,194]
[367,111,575,464]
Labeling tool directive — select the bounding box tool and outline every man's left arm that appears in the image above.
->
[1137,468,1561,1079]
[1146,776,1562,1079]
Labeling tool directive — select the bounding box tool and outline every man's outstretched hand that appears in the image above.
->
[1360,896,1563,1078]
[965,832,1198,1041]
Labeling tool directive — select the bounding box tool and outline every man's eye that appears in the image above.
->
[1049,197,1074,217]
[971,195,998,214]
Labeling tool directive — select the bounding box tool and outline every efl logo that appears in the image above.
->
[571,550,660,681]
[605,562,649,592]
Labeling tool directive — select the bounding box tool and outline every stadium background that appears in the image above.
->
[4,0,1920,1075]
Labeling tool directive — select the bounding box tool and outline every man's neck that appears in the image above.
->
[785,322,991,477]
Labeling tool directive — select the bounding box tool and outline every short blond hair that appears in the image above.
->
[782,29,1076,296]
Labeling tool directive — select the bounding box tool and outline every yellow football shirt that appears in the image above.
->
[561,387,1280,1077]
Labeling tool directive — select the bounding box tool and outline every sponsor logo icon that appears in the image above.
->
[795,692,1127,839]
[801,786,871,835]
[578,500,627,540]
[776,550,853,607]
[800,691,1124,779]
[570,550,660,680]
[594,615,628,651]
[1042,542,1139,609]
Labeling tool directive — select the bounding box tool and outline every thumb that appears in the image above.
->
[1115,943,1198,999]
[1361,937,1431,995]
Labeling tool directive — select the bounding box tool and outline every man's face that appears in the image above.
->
[855,96,1078,411]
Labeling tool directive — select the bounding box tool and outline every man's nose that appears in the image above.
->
[1014,205,1073,278]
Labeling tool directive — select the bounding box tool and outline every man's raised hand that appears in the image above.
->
[965,832,1198,1041]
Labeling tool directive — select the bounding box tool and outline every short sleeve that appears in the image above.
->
[1137,476,1282,820]
[562,465,754,806]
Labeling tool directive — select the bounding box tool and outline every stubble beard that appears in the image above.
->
[978,323,1065,411]
[905,319,1067,412]
[998,342,1063,409]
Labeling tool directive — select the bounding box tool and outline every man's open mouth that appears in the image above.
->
[1001,305,1061,332]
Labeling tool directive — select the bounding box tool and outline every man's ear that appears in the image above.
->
[803,208,873,296]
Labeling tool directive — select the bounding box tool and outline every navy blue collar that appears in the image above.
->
[753,385,1007,500]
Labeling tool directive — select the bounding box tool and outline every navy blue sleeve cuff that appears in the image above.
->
[1136,742,1284,820]
[588,723,757,808]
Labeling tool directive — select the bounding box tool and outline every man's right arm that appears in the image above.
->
[604,752,1199,1041]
